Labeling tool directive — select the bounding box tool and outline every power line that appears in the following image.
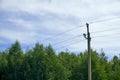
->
[53,16,120,56]
[89,16,120,24]
[40,24,85,42]
[52,34,83,46]
[54,27,120,50]
[53,27,120,47]
[33,16,120,44]
[92,32,120,39]
[55,39,85,51]
[55,25,120,51]
[41,16,120,42]
[91,27,120,34]
[54,36,83,48]
[91,32,120,54]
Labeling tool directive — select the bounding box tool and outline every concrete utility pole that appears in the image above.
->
[119,54,120,59]
[83,23,91,80]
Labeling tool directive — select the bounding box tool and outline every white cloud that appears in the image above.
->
[0,28,37,44]
[1,0,120,19]
[0,0,120,58]
[7,18,34,30]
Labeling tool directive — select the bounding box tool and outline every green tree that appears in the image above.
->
[7,41,24,80]
[23,43,47,80]
[109,56,120,80]
[70,51,88,80]
[0,51,8,80]
[45,45,70,80]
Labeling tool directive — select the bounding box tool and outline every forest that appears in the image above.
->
[0,41,120,80]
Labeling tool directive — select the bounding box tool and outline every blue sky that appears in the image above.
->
[0,0,120,59]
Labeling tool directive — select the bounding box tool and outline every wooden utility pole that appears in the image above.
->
[83,23,91,80]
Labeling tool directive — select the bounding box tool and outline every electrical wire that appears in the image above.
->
[55,39,85,51]
[91,32,120,54]
[92,32,120,39]
[40,24,85,42]
[89,16,120,24]
[52,34,83,46]
[55,27,120,51]
[91,27,120,34]
[54,27,120,50]
[54,16,120,52]
[41,16,120,42]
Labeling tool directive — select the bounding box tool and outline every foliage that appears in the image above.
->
[0,41,120,80]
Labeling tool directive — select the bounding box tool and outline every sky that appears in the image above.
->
[0,0,120,59]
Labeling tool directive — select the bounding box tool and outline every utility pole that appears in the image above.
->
[83,23,91,80]
[119,53,120,59]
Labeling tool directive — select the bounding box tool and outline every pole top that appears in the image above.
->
[86,23,89,26]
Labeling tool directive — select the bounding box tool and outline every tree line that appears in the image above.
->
[0,41,120,80]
